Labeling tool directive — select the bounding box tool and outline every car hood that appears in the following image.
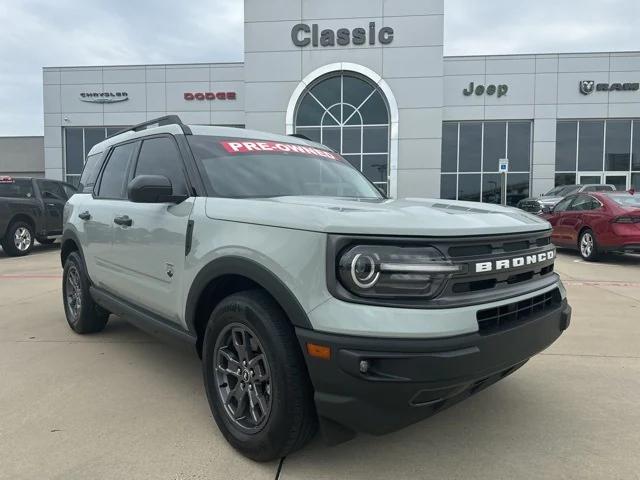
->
[205,196,550,236]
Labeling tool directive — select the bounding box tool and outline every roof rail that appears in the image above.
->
[108,115,192,138]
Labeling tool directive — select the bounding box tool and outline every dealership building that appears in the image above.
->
[41,0,640,203]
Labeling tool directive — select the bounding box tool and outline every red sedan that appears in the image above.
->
[542,191,640,261]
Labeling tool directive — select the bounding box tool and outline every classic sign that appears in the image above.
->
[579,80,639,95]
[463,82,508,98]
[291,22,394,47]
[80,92,128,104]
[475,250,555,273]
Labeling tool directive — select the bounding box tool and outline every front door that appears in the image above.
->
[110,135,193,324]
[604,173,628,191]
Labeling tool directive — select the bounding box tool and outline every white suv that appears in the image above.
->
[61,116,571,461]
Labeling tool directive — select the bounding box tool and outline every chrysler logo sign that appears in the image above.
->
[579,80,639,95]
[80,91,129,103]
[474,250,555,273]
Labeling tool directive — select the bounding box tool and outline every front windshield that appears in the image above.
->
[188,135,382,199]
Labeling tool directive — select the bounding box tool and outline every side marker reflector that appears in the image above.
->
[307,343,331,360]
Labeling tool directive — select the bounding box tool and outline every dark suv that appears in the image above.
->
[0,176,76,256]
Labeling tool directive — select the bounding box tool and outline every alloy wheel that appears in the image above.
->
[580,232,594,258]
[65,266,82,321]
[14,227,32,252]
[214,323,272,432]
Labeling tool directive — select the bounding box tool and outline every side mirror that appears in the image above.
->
[128,175,182,203]
[541,205,552,214]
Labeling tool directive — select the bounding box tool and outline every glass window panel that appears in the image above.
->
[506,173,530,207]
[441,123,458,173]
[326,105,342,124]
[579,175,601,185]
[374,183,388,197]
[343,154,360,170]
[342,105,357,125]
[482,173,501,204]
[358,91,388,125]
[632,173,640,190]
[363,126,388,153]
[97,142,137,199]
[321,128,340,151]
[65,128,84,175]
[342,76,374,110]
[84,127,106,157]
[296,94,326,126]
[553,196,575,212]
[342,127,361,154]
[605,120,631,171]
[294,127,321,143]
[310,75,341,107]
[483,122,506,172]
[459,122,482,172]
[555,172,576,186]
[507,121,531,172]
[633,120,640,171]
[135,137,188,196]
[362,155,388,184]
[107,127,125,137]
[555,121,577,171]
[458,174,481,202]
[578,120,604,171]
[79,153,103,193]
[66,176,81,188]
[440,174,457,200]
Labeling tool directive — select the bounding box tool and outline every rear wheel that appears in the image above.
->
[202,290,317,461]
[3,221,34,256]
[579,229,600,261]
[62,252,110,333]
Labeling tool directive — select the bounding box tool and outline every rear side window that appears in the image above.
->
[569,195,598,211]
[0,179,34,198]
[96,142,137,199]
[79,153,104,193]
[134,137,188,196]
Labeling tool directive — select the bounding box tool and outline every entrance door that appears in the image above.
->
[579,173,602,185]
[604,173,628,191]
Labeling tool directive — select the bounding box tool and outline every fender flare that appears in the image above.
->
[60,229,88,273]
[185,256,313,333]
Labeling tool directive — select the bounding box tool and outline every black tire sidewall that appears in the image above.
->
[202,292,309,460]
[4,221,34,256]
[62,252,108,333]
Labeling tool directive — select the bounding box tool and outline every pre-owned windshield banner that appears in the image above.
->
[220,140,337,160]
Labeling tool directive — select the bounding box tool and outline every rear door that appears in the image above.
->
[109,135,194,323]
[82,141,139,290]
[36,180,68,235]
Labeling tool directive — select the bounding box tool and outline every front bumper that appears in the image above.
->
[297,298,571,444]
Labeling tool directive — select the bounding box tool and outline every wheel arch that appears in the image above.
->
[7,213,36,231]
[60,230,87,272]
[577,225,594,246]
[186,256,313,356]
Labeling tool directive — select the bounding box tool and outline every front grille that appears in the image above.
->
[476,288,561,334]
[519,201,542,213]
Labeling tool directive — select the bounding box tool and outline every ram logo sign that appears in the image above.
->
[475,250,555,273]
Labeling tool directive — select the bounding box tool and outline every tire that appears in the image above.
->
[37,238,57,245]
[579,228,600,261]
[62,252,109,333]
[202,290,317,461]
[2,221,35,256]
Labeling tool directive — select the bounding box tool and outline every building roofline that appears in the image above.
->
[444,49,640,60]
[43,60,244,70]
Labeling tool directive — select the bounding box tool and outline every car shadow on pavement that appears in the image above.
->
[0,242,60,259]
[556,247,640,266]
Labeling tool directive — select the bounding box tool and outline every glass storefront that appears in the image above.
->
[294,73,390,194]
[555,119,640,190]
[64,126,125,186]
[440,120,532,206]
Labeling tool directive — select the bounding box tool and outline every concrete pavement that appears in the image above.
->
[0,245,639,479]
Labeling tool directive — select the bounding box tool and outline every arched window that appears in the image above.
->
[294,73,390,194]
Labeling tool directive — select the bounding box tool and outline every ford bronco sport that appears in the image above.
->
[61,116,571,461]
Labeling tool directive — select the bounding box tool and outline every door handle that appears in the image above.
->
[78,211,91,221]
[113,215,133,227]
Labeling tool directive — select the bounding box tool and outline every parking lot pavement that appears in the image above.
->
[1,247,639,479]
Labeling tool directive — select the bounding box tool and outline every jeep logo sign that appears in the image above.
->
[291,22,394,47]
[475,250,555,273]
[463,82,508,98]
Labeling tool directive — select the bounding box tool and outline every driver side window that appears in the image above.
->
[133,137,189,197]
[553,196,574,212]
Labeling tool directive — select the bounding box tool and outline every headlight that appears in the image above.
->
[337,245,460,299]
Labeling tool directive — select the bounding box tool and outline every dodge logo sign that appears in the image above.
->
[184,92,237,101]
[579,80,595,95]
[475,250,555,273]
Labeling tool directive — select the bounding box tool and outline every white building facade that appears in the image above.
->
[43,0,640,204]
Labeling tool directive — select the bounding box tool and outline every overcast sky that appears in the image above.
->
[0,0,638,136]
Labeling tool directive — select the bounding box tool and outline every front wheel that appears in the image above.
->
[3,221,34,256]
[579,229,600,261]
[202,290,317,461]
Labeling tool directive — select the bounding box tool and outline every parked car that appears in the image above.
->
[0,176,76,256]
[517,184,615,214]
[60,116,571,461]
[542,191,640,260]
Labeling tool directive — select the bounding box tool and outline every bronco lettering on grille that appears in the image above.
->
[475,250,555,273]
